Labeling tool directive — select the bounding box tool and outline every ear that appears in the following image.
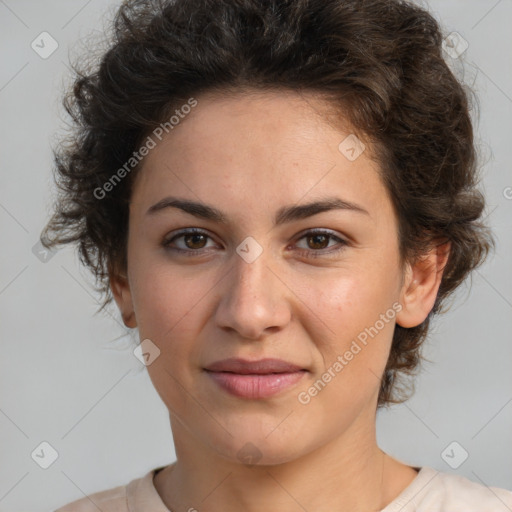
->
[396,241,451,328]
[110,270,137,328]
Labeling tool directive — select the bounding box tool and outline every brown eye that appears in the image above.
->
[162,229,216,254]
[294,230,347,258]
[306,234,330,250]
[183,233,208,249]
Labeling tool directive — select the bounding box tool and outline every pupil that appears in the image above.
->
[183,234,330,250]
[309,234,328,249]
[185,234,206,249]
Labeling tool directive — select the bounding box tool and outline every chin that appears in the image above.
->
[201,417,315,467]
[214,438,305,467]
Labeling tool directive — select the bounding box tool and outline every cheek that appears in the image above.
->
[129,260,211,403]
[130,259,210,344]
[307,263,400,342]
[300,261,401,407]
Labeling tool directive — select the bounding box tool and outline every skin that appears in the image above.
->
[111,89,450,511]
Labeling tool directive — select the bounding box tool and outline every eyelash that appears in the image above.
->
[162,228,348,258]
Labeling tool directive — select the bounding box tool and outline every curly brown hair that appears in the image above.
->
[41,0,493,407]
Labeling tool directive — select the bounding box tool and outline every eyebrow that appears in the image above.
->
[146,196,370,225]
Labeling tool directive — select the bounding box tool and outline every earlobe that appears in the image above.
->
[110,272,137,328]
[396,241,451,328]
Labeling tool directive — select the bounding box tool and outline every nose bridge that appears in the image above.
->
[214,240,290,338]
[233,247,269,301]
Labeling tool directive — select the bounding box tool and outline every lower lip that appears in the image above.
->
[205,370,307,399]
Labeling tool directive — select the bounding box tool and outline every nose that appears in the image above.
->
[213,247,292,340]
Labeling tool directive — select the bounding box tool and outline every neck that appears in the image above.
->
[154,411,417,512]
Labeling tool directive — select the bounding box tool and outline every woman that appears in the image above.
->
[43,0,512,510]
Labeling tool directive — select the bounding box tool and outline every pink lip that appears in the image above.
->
[204,358,307,399]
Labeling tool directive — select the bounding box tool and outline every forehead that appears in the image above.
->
[130,89,391,221]
[155,89,357,160]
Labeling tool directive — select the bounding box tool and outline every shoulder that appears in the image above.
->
[54,483,128,512]
[388,466,512,511]
[54,467,165,512]
[427,468,512,507]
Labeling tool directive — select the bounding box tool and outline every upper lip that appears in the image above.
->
[204,358,305,374]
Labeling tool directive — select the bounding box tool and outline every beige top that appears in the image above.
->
[55,465,512,511]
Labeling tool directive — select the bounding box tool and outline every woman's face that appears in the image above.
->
[114,90,414,464]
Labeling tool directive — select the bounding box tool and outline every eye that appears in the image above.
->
[293,230,347,257]
[162,228,348,258]
[162,228,218,254]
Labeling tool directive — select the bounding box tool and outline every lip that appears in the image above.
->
[204,358,307,399]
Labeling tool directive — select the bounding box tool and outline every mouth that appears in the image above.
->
[204,358,308,399]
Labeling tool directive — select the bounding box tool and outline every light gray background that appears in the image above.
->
[0,0,511,510]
